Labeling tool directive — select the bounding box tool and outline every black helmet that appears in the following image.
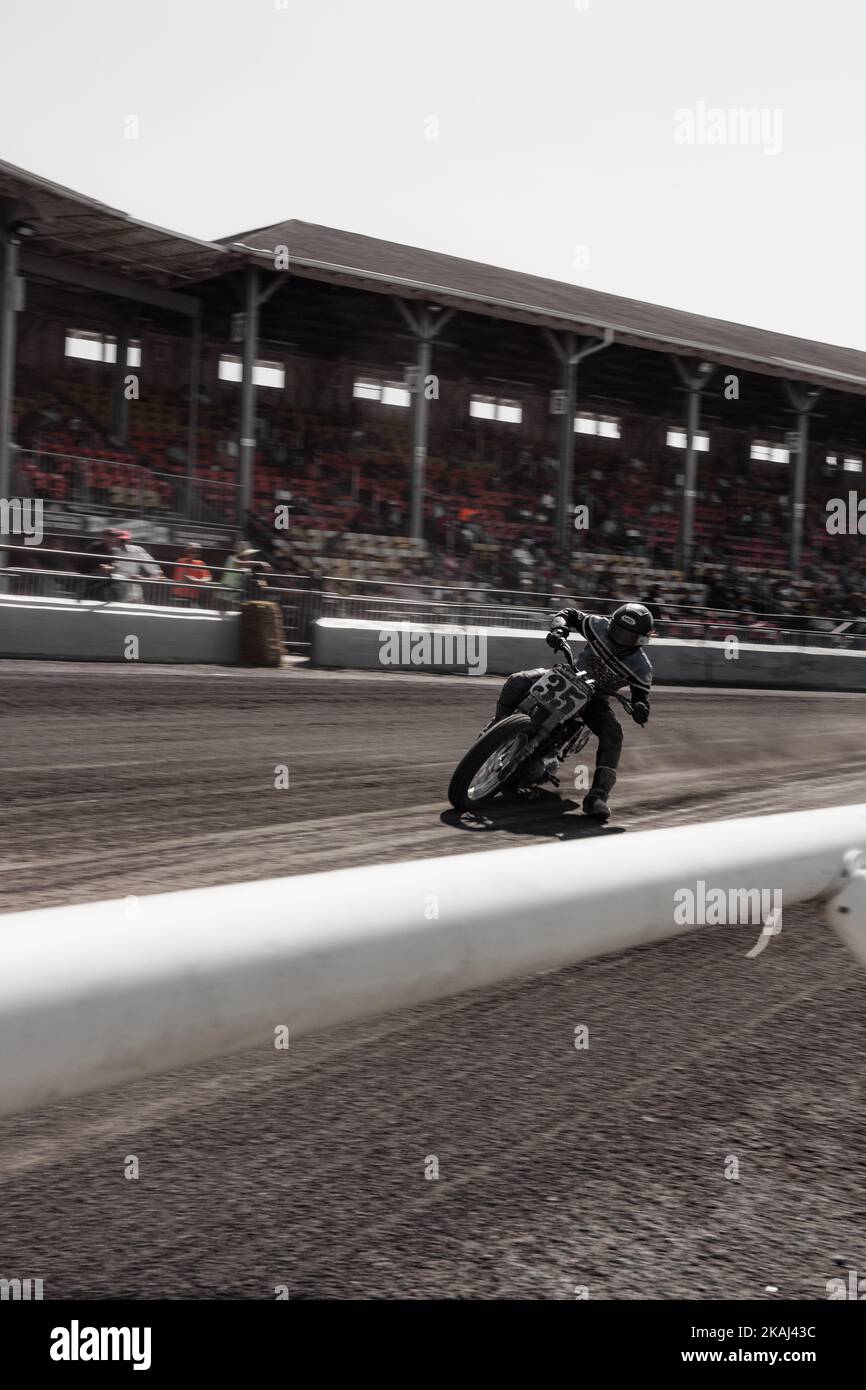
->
[609,602,653,648]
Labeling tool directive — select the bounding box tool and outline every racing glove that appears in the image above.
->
[546,625,570,653]
[631,699,650,726]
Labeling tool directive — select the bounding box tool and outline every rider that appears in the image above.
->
[492,602,654,820]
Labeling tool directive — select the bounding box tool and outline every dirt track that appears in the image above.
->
[2,660,866,910]
[1,661,866,1299]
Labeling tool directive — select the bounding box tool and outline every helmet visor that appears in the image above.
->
[610,619,650,648]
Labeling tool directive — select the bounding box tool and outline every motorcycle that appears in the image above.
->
[447,643,633,813]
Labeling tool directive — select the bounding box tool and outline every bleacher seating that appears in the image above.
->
[10,368,866,630]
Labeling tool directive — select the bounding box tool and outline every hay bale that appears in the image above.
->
[239,601,284,666]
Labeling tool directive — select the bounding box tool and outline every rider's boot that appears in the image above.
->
[582,766,617,820]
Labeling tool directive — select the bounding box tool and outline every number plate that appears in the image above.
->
[528,667,592,720]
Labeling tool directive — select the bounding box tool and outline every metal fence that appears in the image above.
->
[13,449,240,528]
[0,543,243,611]
[268,586,322,649]
[0,567,244,610]
[276,578,866,652]
[0,549,862,652]
[307,573,853,627]
[0,541,309,634]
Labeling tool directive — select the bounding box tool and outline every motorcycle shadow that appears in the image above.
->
[440,789,626,841]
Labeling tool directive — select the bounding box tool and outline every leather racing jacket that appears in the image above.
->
[550,608,652,704]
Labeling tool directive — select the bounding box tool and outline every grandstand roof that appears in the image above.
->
[0,158,229,287]
[4,158,865,393]
[223,219,866,393]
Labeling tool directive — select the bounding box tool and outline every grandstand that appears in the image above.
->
[1,156,865,641]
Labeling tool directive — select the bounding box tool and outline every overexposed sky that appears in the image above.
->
[1,0,864,349]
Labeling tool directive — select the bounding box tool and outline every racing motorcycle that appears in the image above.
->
[447,644,633,813]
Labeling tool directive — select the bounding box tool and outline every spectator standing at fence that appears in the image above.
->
[84,527,117,558]
[221,539,251,596]
[221,540,272,599]
[172,542,213,602]
[81,527,119,598]
[109,531,164,603]
[241,546,273,592]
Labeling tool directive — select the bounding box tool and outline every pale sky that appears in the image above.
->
[1,0,864,350]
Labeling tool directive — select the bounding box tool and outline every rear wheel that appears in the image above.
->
[447,713,534,811]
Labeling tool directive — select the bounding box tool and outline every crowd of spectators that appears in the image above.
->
[13,528,273,608]
[10,374,865,635]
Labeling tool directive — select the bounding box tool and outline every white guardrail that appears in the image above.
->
[312,617,866,690]
[1,804,866,1119]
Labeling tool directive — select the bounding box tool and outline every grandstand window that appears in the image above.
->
[827,454,863,472]
[254,362,285,389]
[469,394,523,424]
[352,377,410,407]
[667,427,709,452]
[381,384,411,408]
[575,413,621,439]
[218,355,240,383]
[65,331,141,367]
[353,379,382,402]
[750,440,789,464]
[103,340,142,368]
[218,355,285,389]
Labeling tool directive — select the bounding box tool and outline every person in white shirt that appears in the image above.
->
[108,529,164,602]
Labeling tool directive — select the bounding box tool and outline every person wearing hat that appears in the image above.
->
[106,529,164,603]
[220,539,272,601]
[172,542,213,603]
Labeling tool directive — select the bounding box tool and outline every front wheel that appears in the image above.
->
[447,713,534,812]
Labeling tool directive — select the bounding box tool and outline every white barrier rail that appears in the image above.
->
[312,617,866,691]
[0,594,239,663]
[1,804,866,1119]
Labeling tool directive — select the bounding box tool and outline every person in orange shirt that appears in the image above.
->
[172,542,213,602]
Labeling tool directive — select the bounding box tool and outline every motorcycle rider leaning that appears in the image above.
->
[492,602,654,820]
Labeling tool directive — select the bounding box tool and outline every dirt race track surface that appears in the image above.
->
[2,660,866,1299]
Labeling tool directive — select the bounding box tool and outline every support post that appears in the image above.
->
[545,328,615,581]
[0,212,22,569]
[784,383,820,574]
[111,321,130,444]
[555,334,577,562]
[410,328,432,540]
[238,266,259,531]
[186,313,201,518]
[672,358,715,578]
[392,300,453,541]
[682,378,700,576]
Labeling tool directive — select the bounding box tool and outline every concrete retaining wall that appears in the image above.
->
[312,617,866,692]
[2,802,865,1117]
[0,595,240,664]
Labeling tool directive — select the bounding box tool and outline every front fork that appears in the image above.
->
[513,705,589,783]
